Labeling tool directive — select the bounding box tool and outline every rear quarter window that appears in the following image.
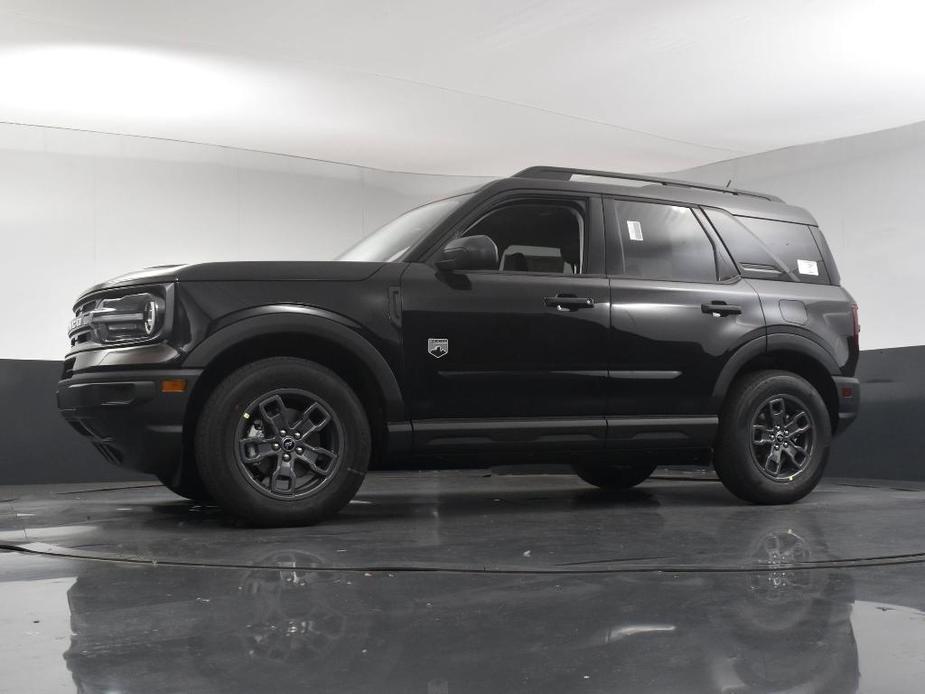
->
[704,209,832,285]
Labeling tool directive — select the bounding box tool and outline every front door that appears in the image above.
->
[400,195,610,450]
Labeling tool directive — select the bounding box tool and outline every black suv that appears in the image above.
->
[57,166,860,526]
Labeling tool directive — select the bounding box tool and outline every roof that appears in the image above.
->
[507,166,817,225]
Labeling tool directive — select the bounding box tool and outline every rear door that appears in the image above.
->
[604,198,765,423]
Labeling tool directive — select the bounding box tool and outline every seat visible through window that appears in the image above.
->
[462,203,584,274]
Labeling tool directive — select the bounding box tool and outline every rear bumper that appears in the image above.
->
[57,369,202,476]
[833,376,860,434]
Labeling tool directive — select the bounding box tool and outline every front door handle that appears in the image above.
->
[701,301,742,317]
[545,295,594,311]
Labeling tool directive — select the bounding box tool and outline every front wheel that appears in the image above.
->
[195,357,371,526]
[714,370,831,505]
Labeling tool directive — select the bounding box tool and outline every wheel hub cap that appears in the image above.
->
[235,388,343,499]
[750,395,815,481]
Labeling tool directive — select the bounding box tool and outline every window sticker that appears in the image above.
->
[797,259,819,276]
[627,220,644,241]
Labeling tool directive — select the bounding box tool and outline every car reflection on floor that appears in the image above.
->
[61,512,859,693]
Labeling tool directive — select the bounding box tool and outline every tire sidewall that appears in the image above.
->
[196,358,370,526]
[717,372,831,504]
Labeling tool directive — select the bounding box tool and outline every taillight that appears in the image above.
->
[851,303,860,339]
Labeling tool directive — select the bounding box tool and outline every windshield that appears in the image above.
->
[338,193,473,262]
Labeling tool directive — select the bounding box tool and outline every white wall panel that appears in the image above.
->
[0,123,488,361]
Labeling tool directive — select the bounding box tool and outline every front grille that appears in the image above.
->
[68,298,99,347]
[76,298,97,313]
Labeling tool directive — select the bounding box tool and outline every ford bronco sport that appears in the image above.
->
[57,166,860,526]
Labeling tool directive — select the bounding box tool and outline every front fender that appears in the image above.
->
[182,305,406,421]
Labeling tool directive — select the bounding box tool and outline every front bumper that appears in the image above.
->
[833,376,860,434]
[57,368,202,475]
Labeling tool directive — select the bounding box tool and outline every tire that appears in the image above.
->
[157,462,211,503]
[195,357,371,526]
[714,370,831,505]
[573,460,658,490]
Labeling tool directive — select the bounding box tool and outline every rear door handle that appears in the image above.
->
[701,301,742,317]
[545,295,594,311]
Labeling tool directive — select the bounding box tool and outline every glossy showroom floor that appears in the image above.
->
[2,471,925,693]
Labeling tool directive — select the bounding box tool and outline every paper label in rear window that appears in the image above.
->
[797,259,819,276]
[627,220,644,241]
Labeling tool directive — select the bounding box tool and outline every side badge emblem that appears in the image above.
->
[427,338,449,359]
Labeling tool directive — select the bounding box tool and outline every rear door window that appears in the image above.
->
[607,200,718,283]
[704,208,832,284]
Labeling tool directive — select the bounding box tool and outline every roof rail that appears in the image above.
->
[513,166,783,203]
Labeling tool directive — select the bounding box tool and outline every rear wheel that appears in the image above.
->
[195,357,370,526]
[573,460,658,490]
[714,370,830,504]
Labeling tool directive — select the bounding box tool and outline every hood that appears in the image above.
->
[80,261,388,296]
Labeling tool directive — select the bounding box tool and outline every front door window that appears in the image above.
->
[461,202,585,275]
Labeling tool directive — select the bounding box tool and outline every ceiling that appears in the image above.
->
[0,0,923,175]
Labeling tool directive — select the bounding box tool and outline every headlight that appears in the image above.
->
[142,298,158,335]
[70,292,165,345]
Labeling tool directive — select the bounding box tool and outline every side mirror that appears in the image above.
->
[435,235,499,272]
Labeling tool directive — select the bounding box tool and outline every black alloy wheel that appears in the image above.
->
[235,389,344,499]
[714,370,831,505]
[750,395,815,482]
[196,357,370,526]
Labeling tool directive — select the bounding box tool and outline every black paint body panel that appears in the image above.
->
[56,171,860,478]
[606,277,765,415]
[401,264,611,420]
